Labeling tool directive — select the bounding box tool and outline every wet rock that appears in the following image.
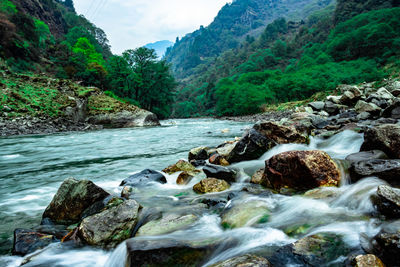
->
[88,110,160,128]
[349,159,400,187]
[188,147,209,161]
[120,169,167,186]
[176,171,195,185]
[375,88,394,100]
[308,101,325,111]
[136,214,197,236]
[210,254,271,267]
[221,200,270,229]
[345,150,388,164]
[80,195,117,219]
[303,187,339,199]
[12,229,56,256]
[324,101,340,114]
[209,153,230,166]
[355,101,381,115]
[121,186,133,199]
[262,150,341,192]
[78,199,140,248]
[190,159,206,167]
[251,168,265,185]
[193,178,230,194]
[42,178,110,225]
[203,164,236,183]
[163,160,198,175]
[371,230,400,267]
[340,87,362,105]
[361,124,400,159]
[372,185,400,219]
[382,99,400,119]
[216,142,237,158]
[351,254,385,267]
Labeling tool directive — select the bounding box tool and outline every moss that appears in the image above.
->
[221,222,232,229]
[258,214,270,224]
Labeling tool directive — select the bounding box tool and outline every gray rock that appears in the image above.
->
[188,147,209,161]
[136,214,198,236]
[120,169,167,186]
[355,101,381,114]
[210,254,271,267]
[349,159,400,187]
[12,229,56,256]
[372,185,400,219]
[371,230,400,267]
[324,101,340,114]
[345,150,388,164]
[357,112,371,120]
[361,124,400,159]
[203,164,236,183]
[88,110,160,128]
[221,200,270,229]
[382,99,400,119]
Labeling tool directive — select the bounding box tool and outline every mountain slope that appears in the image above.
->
[165,0,334,79]
[145,40,174,58]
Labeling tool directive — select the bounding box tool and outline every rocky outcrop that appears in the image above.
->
[88,110,160,128]
[349,159,400,187]
[193,178,230,194]
[120,169,167,186]
[78,199,140,248]
[42,178,109,225]
[210,254,271,267]
[372,185,400,219]
[203,164,237,183]
[361,124,400,159]
[262,150,341,192]
[136,214,197,236]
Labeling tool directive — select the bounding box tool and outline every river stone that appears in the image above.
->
[372,185,400,219]
[120,169,167,186]
[221,200,270,229]
[355,100,381,114]
[371,230,400,267]
[12,229,56,256]
[361,124,400,159]
[382,99,400,119]
[193,178,230,194]
[340,90,361,105]
[324,101,340,114]
[308,101,325,111]
[78,199,140,248]
[188,147,209,161]
[210,254,271,267]
[136,214,197,236]
[163,160,197,175]
[345,150,388,164]
[216,142,237,157]
[42,178,110,225]
[203,164,236,183]
[349,159,400,187]
[88,110,160,128]
[227,121,308,163]
[209,153,230,166]
[176,171,195,185]
[352,254,385,267]
[262,150,341,192]
[251,168,265,185]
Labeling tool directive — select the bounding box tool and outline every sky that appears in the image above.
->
[74,0,232,54]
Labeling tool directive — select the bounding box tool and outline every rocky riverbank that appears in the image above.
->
[9,79,400,266]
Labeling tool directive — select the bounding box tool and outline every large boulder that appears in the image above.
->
[136,214,197,237]
[262,150,341,192]
[371,230,400,267]
[361,124,400,159]
[372,185,400,219]
[355,100,381,115]
[221,200,270,229]
[193,178,230,194]
[88,110,160,128]
[227,122,308,163]
[120,169,167,186]
[188,147,209,161]
[163,160,198,175]
[349,159,400,187]
[210,254,271,267]
[12,229,56,256]
[42,178,110,225]
[78,199,140,248]
[345,150,388,164]
[203,164,236,183]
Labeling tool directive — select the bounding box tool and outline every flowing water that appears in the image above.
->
[0,119,388,267]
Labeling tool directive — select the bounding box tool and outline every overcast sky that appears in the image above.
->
[74,0,231,54]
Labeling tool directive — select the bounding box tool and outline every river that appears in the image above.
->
[0,119,386,266]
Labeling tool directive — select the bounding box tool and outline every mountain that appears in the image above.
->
[145,40,174,59]
[164,0,335,80]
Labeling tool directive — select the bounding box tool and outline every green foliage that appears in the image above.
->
[34,18,54,48]
[0,0,17,15]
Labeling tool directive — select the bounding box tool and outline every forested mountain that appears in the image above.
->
[164,0,335,80]
[145,40,174,59]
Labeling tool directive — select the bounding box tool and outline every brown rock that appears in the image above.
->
[193,178,230,194]
[162,160,197,174]
[251,168,265,185]
[361,124,400,159]
[209,154,230,166]
[176,171,194,185]
[352,254,385,267]
[210,254,271,267]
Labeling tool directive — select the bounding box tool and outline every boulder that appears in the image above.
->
[120,169,167,186]
[78,199,140,248]
[351,254,385,267]
[121,186,133,199]
[371,230,400,267]
[345,150,388,164]
[221,200,270,229]
[210,254,271,267]
[308,101,325,111]
[203,164,236,183]
[349,159,400,187]
[361,124,400,159]
[209,154,230,166]
[251,168,265,185]
[340,89,362,105]
[327,95,341,104]
[163,160,198,175]
[193,178,230,194]
[355,101,381,114]
[324,101,340,115]
[42,178,110,225]
[372,185,400,219]
[188,147,209,161]
[190,159,206,167]
[12,229,56,256]
[88,110,160,128]
[136,214,197,236]
[216,142,237,157]
[382,99,400,119]
[375,88,394,100]
[227,121,308,163]
[176,171,195,185]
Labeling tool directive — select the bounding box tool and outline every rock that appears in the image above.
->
[308,101,325,111]
[136,214,197,236]
[361,124,400,159]
[262,150,341,192]
[303,187,338,199]
[42,178,110,225]
[324,101,340,114]
[376,88,394,100]
[78,199,140,248]
[318,111,329,117]
[210,254,271,267]
[121,186,133,199]
[120,169,167,186]
[176,171,194,185]
[88,110,160,128]
[327,95,341,104]
[355,101,381,114]
[372,185,400,219]
[80,195,118,219]
[188,147,209,161]
[216,142,237,157]
[382,99,400,119]
[12,229,56,256]
[251,168,265,185]
[357,112,371,120]
[340,89,362,105]
[371,230,400,267]
[209,153,230,166]
[227,121,308,163]
[193,178,230,194]
[203,164,236,183]
[221,200,270,229]
[352,254,385,267]
[190,159,206,167]
[345,150,388,164]
[304,107,314,114]
[163,160,197,175]
[349,159,400,186]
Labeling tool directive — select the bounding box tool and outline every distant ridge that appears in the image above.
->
[145,40,174,59]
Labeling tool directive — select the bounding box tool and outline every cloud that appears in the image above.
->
[74,0,231,54]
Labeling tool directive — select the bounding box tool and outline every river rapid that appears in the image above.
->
[0,119,387,266]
